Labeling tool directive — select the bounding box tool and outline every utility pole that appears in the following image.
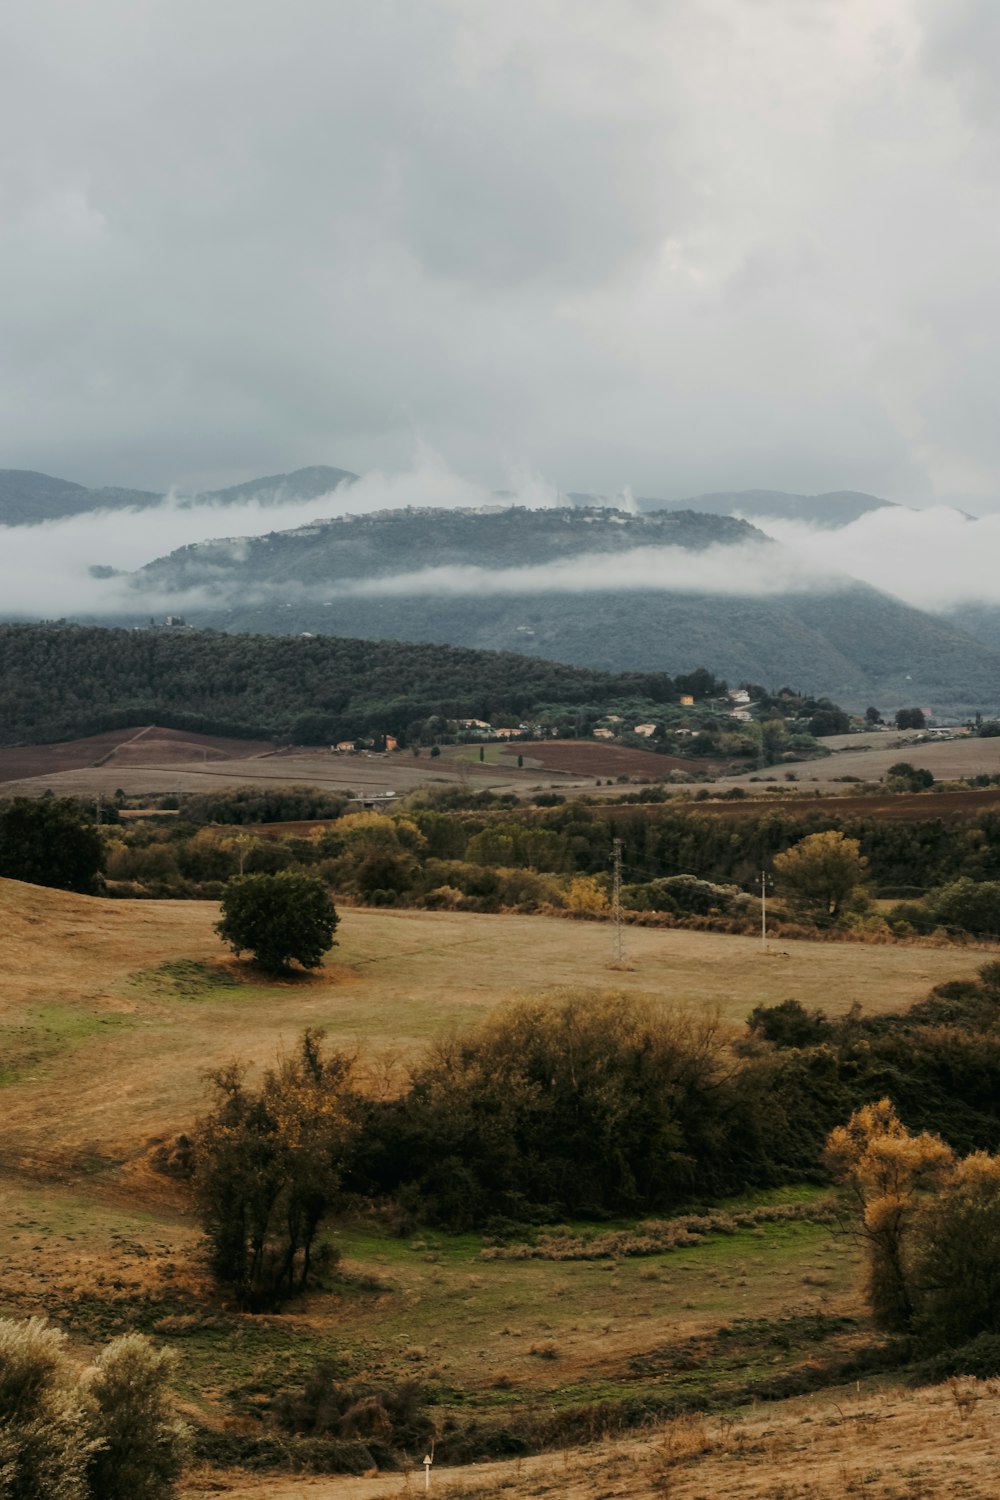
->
[611,837,625,967]
[760,869,770,951]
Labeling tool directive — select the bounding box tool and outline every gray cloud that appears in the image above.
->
[1,1,999,509]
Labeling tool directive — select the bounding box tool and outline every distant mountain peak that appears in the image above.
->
[198,465,357,505]
[0,462,359,526]
[635,488,897,528]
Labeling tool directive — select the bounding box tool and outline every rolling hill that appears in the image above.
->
[125,505,1000,714]
[0,622,680,746]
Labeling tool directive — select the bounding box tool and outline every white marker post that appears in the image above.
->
[423,1454,432,1490]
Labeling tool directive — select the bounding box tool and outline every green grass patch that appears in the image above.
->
[124,959,241,1001]
[0,1004,136,1086]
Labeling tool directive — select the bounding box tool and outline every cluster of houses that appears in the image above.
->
[330,691,761,757]
[592,689,755,743]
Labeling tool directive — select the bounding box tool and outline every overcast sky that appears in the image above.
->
[2,0,999,507]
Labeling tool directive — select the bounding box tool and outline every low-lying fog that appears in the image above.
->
[2,452,998,620]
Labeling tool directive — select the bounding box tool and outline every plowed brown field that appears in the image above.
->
[0,725,276,782]
[502,738,725,778]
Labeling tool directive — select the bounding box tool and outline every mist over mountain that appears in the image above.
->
[0,465,357,526]
[120,501,1000,715]
[136,505,764,590]
[3,460,1000,716]
[943,603,1000,654]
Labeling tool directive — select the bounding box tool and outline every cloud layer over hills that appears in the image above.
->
[2,456,1000,622]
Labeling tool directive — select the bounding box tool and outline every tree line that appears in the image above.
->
[6,792,1000,938]
[0,623,688,745]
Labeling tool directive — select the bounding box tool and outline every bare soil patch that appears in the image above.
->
[0,742,548,801]
[0,725,276,784]
[600,787,1000,823]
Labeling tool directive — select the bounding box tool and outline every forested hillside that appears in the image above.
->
[165,582,1000,714]
[0,623,681,745]
[127,505,1000,713]
[136,504,760,590]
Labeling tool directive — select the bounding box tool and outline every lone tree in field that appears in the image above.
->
[772,829,868,924]
[215,871,338,971]
[895,706,926,729]
[0,797,104,894]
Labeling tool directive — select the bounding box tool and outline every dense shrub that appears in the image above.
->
[0,1318,95,1500]
[339,961,1000,1230]
[269,1364,433,1455]
[85,1337,188,1500]
[745,999,833,1049]
[911,1152,1000,1348]
[0,797,105,894]
[352,991,743,1225]
[0,1319,186,1500]
[927,877,1000,937]
[193,1032,357,1310]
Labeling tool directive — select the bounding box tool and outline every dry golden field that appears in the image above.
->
[0,877,989,1171]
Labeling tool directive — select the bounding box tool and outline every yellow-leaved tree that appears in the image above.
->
[773,829,869,924]
[824,1100,954,1331]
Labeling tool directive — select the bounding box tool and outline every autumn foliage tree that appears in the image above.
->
[824,1101,954,1332]
[773,829,869,924]
[910,1151,1000,1348]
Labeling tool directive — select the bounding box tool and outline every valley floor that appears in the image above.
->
[0,878,989,1168]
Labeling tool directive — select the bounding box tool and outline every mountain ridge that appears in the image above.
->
[0,464,358,525]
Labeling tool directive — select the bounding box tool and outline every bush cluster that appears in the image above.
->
[343,963,1000,1229]
[0,1319,186,1500]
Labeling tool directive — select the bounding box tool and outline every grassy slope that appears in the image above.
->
[0,878,987,1164]
[178,1379,1000,1499]
[0,877,993,1494]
